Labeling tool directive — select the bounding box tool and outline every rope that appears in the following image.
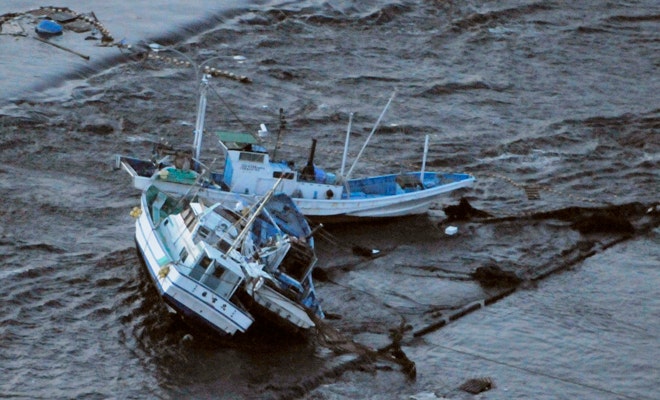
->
[207,83,254,133]
[145,52,251,83]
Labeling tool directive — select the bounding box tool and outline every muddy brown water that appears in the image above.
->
[1,1,658,399]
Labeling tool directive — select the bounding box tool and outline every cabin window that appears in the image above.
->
[239,152,265,163]
[179,248,188,262]
[189,255,211,281]
[198,226,211,239]
[200,257,212,269]
[217,239,232,253]
[204,268,240,298]
[182,207,196,231]
[217,208,241,224]
[273,171,295,180]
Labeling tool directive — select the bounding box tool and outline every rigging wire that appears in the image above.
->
[207,82,253,134]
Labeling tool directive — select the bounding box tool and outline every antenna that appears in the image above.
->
[273,108,286,160]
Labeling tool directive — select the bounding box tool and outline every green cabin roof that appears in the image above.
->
[216,131,258,149]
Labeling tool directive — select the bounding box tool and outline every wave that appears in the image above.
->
[450,2,552,32]
[606,14,660,23]
[421,80,494,95]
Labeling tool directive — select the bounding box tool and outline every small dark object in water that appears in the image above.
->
[179,333,193,346]
[312,267,329,282]
[352,245,380,258]
[525,184,541,200]
[570,212,635,234]
[443,198,492,221]
[35,19,63,36]
[459,377,494,394]
[472,264,522,287]
[322,312,342,320]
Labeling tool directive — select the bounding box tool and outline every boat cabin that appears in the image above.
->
[150,194,248,300]
[217,131,345,201]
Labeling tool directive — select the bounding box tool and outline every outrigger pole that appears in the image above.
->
[226,176,285,256]
[421,135,429,180]
[339,112,354,178]
[345,90,396,180]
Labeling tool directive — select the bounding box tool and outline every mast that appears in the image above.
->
[421,134,429,181]
[345,90,396,180]
[339,112,354,178]
[192,74,209,172]
[226,176,285,256]
[300,138,318,181]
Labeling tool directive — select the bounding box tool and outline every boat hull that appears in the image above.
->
[117,156,475,222]
[291,175,475,222]
[134,200,254,336]
[240,285,316,332]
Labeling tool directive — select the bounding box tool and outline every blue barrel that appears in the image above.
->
[35,20,63,36]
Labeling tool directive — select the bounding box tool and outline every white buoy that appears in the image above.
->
[258,123,269,138]
[445,226,458,236]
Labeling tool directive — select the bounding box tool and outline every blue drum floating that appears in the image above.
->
[35,19,63,36]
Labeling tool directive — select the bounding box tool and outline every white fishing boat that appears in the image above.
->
[117,96,474,223]
[134,183,321,336]
[116,44,474,222]
[211,131,476,223]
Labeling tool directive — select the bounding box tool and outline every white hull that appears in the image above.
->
[249,286,315,330]
[121,159,474,223]
[135,196,253,336]
[290,179,474,221]
[116,71,475,224]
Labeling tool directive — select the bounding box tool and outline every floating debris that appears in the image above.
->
[472,264,522,287]
[459,377,495,394]
[351,245,381,258]
[0,18,26,36]
[1,6,116,45]
[524,184,541,200]
[311,314,416,380]
[443,198,492,221]
[144,51,251,83]
[570,211,635,234]
[33,36,90,60]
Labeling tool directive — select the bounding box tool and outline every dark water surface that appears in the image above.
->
[1,1,658,399]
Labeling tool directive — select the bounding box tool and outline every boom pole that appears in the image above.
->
[345,90,396,180]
